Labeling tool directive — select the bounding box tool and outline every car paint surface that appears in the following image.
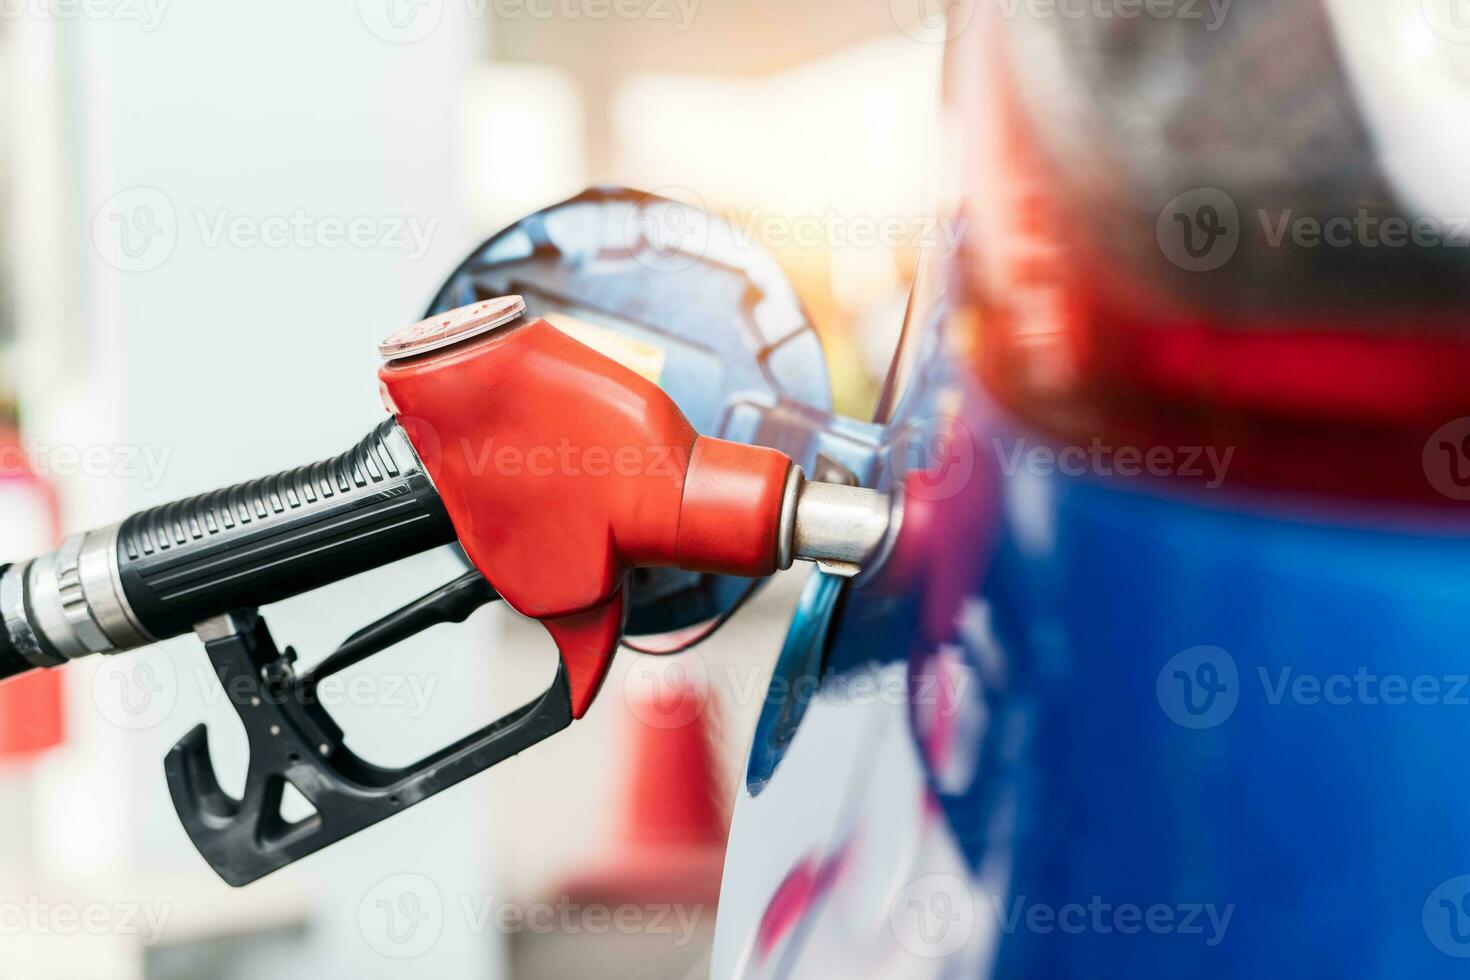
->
[714,307,1470,977]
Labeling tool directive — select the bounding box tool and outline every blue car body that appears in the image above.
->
[713,310,1470,977]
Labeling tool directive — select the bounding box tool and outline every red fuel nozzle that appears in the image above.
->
[378,297,795,717]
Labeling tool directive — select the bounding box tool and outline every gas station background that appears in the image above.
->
[0,3,945,977]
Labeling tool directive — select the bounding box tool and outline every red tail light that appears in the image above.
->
[954,10,1470,508]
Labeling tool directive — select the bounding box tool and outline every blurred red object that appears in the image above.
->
[0,427,64,761]
[558,675,728,907]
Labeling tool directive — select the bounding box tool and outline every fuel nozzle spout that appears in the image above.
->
[778,472,894,579]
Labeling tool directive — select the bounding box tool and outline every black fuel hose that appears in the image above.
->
[0,565,33,682]
[114,420,456,643]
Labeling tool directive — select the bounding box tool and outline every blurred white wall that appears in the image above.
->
[6,3,507,977]
[0,4,946,976]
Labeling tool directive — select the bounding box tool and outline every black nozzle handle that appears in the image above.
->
[0,647,33,682]
[0,565,38,682]
[115,420,457,643]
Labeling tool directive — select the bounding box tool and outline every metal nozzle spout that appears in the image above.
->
[777,469,894,578]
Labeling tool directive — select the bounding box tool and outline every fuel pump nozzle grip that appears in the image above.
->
[378,296,797,718]
[0,295,893,886]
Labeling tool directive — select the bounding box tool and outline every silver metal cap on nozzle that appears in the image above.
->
[777,469,895,579]
[378,295,527,363]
